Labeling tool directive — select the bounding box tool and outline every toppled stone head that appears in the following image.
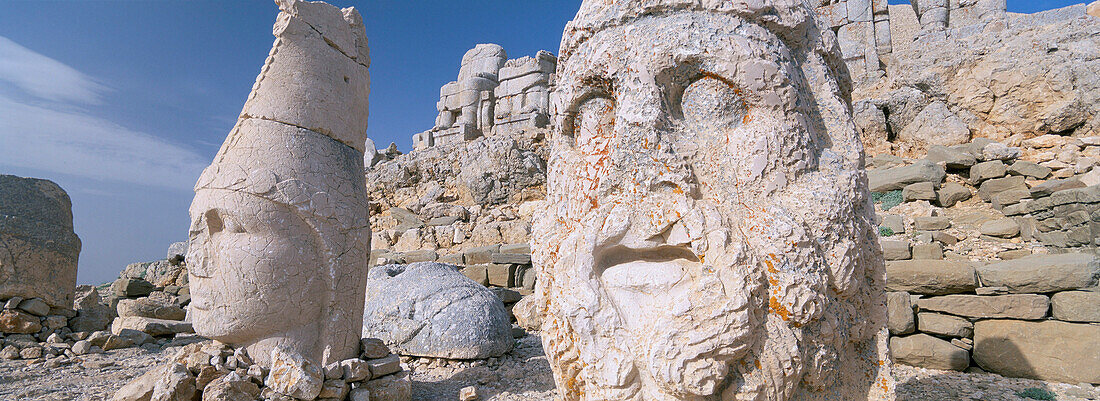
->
[187,0,371,368]
[529,0,894,399]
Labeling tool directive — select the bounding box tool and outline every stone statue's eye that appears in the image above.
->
[681,76,747,131]
[572,96,616,149]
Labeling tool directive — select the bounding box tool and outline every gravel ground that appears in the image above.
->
[0,332,1095,400]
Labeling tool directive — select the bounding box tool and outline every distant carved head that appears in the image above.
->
[530,1,893,399]
[186,0,370,368]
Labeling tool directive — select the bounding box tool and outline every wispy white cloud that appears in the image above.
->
[0,36,208,191]
[0,36,107,104]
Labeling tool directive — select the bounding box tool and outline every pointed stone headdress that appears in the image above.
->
[192,0,371,365]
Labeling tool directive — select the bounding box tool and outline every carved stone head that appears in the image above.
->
[187,0,371,368]
[530,1,894,399]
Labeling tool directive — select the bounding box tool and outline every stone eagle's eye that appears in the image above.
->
[572,96,616,151]
[681,76,747,132]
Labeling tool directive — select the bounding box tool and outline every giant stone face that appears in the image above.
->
[530,2,895,400]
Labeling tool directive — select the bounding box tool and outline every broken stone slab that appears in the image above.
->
[970,160,1006,184]
[886,260,976,295]
[978,176,1028,202]
[869,159,947,192]
[880,239,911,260]
[1031,177,1087,198]
[0,174,81,309]
[886,291,915,335]
[462,244,500,265]
[362,371,411,401]
[112,278,154,298]
[911,243,944,260]
[937,183,972,207]
[499,243,531,254]
[913,216,951,231]
[979,218,1020,238]
[1007,161,1052,179]
[112,316,194,337]
[902,182,937,202]
[1051,290,1100,323]
[891,333,970,371]
[490,252,531,265]
[17,297,49,317]
[916,294,1049,319]
[117,298,187,321]
[973,319,1100,384]
[976,253,1100,293]
[926,145,976,169]
[916,312,973,337]
[366,354,401,377]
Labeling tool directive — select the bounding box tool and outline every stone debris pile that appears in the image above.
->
[0,174,81,311]
[112,338,410,401]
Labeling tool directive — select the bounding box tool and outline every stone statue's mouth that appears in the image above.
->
[595,245,700,293]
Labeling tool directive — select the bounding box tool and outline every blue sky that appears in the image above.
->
[0,0,1086,285]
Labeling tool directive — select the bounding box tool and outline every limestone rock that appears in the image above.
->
[913,216,950,231]
[362,371,411,401]
[978,176,1028,202]
[891,334,970,371]
[1030,177,1086,198]
[70,285,114,332]
[359,338,390,360]
[916,312,973,338]
[976,253,1100,293]
[1051,290,1100,322]
[361,263,512,359]
[916,294,1049,319]
[151,363,196,401]
[0,309,42,334]
[532,1,895,398]
[897,101,971,153]
[886,260,977,295]
[202,372,261,401]
[112,316,193,337]
[926,145,975,169]
[1008,161,1052,179]
[265,347,324,400]
[880,240,911,260]
[969,160,1006,183]
[187,0,371,369]
[869,159,947,192]
[902,182,937,202]
[979,218,1020,238]
[937,183,972,207]
[112,279,154,298]
[117,298,186,321]
[0,174,80,308]
[974,320,1100,383]
[887,292,916,335]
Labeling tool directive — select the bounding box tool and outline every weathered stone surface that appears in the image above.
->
[366,354,401,378]
[112,316,193,337]
[362,263,512,359]
[978,176,1028,201]
[0,174,80,309]
[974,320,1100,384]
[870,159,947,192]
[187,0,371,369]
[360,338,390,360]
[881,240,911,260]
[112,279,154,298]
[362,371,411,401]
[917,312,973,338]
[0,309,42,334]
[979,218,1020,238]
[1008,161,1052,179]
[891,334,970,371]
[917,294,1049,319]
[897,101,971,153]
[265,346,324,400]
[977,253,1100,293]
[1032,177,1087,198]
[937,183,972,207]
[530,1,894,398]
[887,292,915,335]
[886,260,976,294]
[911,243,943,260]
[902,182,937,201]
[70,285,113,332]
[913,216,951,230]
[969,160,1006,183]
[926,145,976,169]
[202,372,261,401]
[1051,290,1100,322]
[117,298,186,321]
